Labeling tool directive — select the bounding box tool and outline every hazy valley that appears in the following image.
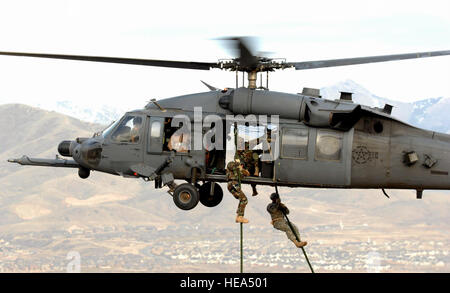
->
[1,81,450,273]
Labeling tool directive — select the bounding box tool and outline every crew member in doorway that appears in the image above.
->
[168,131,190,152]
[237,141,260,196]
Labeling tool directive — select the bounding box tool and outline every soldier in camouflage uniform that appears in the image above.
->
[267,193,307,248]
[237,141,259,196]
[226,158,250,223]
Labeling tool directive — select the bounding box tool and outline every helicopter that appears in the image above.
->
[4,37,450,211]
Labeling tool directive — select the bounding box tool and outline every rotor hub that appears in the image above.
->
[218,57,291,73]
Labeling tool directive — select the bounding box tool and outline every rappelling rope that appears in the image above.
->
[233,122,244,273]
[275,185,315,273]
[240,222,243,273]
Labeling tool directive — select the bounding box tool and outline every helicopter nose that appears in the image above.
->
[80,140,103,167]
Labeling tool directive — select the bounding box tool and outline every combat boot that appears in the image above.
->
[295,240,307,248]
[236,215,249,223]
[251,185,258,196]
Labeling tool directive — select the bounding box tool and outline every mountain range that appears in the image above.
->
[8,79,450,135]
[320,79,450,133]
[0,80,449,272]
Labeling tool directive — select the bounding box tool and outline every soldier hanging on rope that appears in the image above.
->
[226,158,251,223]
[267,192,307,248]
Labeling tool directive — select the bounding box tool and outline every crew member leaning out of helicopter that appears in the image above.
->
[267,193,307,248]
[162,118,190,153]
[168,131,190,152]
[226,158,251,223]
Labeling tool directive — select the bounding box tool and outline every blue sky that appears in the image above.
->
[0,0,449,110]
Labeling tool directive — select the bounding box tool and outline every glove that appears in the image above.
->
[280,204,289,215]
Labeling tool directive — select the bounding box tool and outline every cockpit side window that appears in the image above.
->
[111,115,143,143]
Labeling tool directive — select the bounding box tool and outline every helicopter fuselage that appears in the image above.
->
[9,88,450,208]
[4,40,450,210]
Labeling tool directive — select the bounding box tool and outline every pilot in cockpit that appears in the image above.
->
[130,117,142,143]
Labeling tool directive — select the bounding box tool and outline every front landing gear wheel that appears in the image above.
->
[199,182,223,207]
[173,183,200,210]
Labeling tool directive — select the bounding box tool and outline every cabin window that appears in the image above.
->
[281,128,308,159]
[315,130,343,161]
[147,117,164,153]
[150,120,162,138]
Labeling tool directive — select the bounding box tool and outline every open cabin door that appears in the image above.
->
[275,125,353,187]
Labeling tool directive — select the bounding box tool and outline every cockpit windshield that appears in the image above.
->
[109,115,143,143]
[102,119,121,138]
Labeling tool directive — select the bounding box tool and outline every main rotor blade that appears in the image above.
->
[218,37,259,69]
[290,50,450,70]
[234,37,259,68]
[0,51,218,70]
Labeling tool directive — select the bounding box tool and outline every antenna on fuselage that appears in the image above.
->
[150,98,166,112]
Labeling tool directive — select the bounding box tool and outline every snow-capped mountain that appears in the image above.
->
[320,80,449,134]
[5,80,449,133]
[33,100,124,125]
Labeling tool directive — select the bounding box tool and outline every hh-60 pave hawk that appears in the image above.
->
[4,38,450,211]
